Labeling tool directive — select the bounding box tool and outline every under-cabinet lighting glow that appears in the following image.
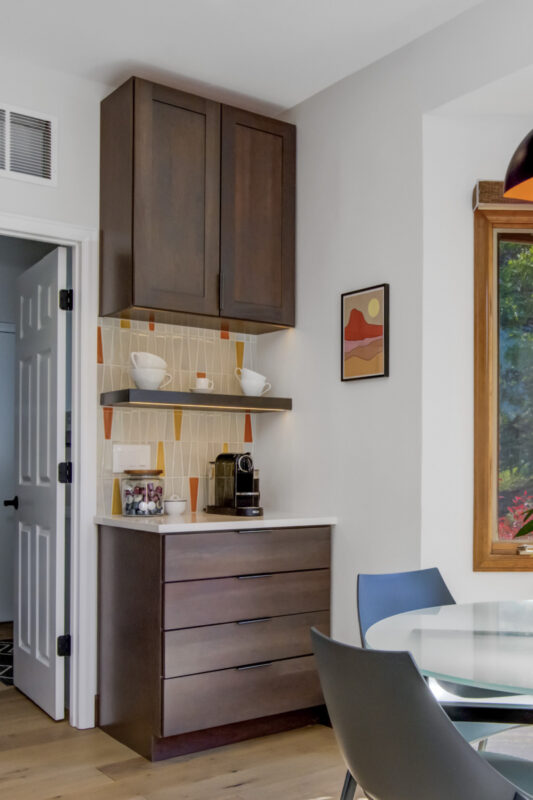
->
[123,402,289,412]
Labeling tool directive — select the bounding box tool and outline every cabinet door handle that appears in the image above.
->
[237,529,272,534]
[237,617,272,625]
[236,661,272,671]
[237,573,272,580]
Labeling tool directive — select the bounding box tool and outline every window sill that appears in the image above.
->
[475,541,533,571]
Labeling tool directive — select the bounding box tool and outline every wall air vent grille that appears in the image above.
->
[0,104,56,185]
[0,110,5,171]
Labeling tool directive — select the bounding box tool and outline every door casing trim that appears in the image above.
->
[0,211,98,729]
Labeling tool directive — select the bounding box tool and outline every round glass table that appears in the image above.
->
[365,600,533,720]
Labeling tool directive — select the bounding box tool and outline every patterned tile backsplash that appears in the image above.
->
[97,318,257,515]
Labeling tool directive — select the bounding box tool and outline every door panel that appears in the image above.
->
[133,79,220,316]
[18,523,31,650]
[36,526,50,664]
[220,106,296,326]
[14,248,67,720]
[37,350,52,483]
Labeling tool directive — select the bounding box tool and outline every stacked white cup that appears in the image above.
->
[235,367,271,396]
[130,352,172,390]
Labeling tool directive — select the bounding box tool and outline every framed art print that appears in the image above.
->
[341,283,389,381]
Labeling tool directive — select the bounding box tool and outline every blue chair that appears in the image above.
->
[357,568,519,702]
[312,628,533,800]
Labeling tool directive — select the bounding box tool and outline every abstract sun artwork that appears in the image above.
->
[341,284,389,381]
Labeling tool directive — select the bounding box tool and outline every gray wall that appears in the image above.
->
[0,236,56,324]
[256,0,533,643]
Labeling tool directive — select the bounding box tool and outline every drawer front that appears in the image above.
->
[164,526,331,581]
[163,655,323,736]
[164,610,329,677]
[164,569,330,629]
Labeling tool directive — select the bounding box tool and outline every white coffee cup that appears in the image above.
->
[130,351,167,370]
[241,378,272,396]
[235,367,266,382]
[195,376,214,391]
[235,367,271,396]
[131,367,172,390]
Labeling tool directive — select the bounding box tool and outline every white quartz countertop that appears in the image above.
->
[94,511,337,534]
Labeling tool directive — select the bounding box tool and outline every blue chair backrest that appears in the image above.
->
[357,567,455,643]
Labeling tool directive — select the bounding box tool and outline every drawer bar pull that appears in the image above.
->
[236,661,273,671]
[237,617,272,625]
[237,573,273,580]
[237,529,273,534]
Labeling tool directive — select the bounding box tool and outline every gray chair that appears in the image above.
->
[311,628,533,800]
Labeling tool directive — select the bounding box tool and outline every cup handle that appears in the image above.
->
[160,373,172,389]
[130,352,139,368]
[260,382,272,396]
[235,367,242,379]
[208,379,214,390]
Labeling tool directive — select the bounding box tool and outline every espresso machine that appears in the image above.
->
[206,452,263,516]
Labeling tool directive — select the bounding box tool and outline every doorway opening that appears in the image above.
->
[0,234,72,720]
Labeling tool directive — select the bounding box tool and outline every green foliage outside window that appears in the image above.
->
[498,241,533,539]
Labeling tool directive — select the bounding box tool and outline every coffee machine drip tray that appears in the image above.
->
[205,505,263,517]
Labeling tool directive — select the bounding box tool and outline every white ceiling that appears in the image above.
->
[3,0,483,113]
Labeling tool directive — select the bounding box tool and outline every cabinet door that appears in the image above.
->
[220,106,295,326]
[133,79,220,315]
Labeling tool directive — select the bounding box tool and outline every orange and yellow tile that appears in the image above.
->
[173,410,183,441]
[189,477,199,512]
[103,407,113,440]
[244,413,253,443]
[156,441,165,475]
[235,341,244,370]
[111,478,122,515]
[97,326,104,364]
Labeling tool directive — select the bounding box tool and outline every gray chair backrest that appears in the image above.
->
[311,628,523,800]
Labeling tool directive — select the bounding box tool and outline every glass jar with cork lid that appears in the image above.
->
[121,470,165,516]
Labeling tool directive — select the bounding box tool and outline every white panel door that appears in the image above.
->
[0,325,16,622]
[15,248,67,720]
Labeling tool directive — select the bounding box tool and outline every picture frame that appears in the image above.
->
[341,283,389,381]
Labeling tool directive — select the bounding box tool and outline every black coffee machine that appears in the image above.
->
[206,452,263,516]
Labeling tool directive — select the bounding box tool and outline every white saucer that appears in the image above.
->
[189,387,214,394]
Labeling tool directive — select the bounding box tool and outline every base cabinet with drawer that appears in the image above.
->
[98,524,331,760]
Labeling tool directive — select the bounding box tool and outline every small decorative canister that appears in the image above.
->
[121,470,164,516]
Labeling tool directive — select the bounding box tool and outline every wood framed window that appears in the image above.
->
[474,183,533,570]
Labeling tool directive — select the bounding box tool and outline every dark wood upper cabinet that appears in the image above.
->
[220,106,295,326]
[100,78,220,318]
[100,77,296,333]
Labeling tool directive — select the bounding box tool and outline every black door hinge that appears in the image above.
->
[58,462,73,484]
[59,289,73,311]
[57,634,71,657]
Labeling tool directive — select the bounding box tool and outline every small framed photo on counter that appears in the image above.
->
[341,283,389,381]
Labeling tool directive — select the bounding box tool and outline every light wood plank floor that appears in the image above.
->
[2,685,533,800]
[0,686,347,799]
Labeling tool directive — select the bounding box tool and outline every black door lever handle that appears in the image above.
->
[3,496,18,510]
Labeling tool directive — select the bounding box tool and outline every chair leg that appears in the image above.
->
[477,738,488,752]
[340,770,357,800]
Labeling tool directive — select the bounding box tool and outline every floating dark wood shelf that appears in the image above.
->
[100,389,292,413]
